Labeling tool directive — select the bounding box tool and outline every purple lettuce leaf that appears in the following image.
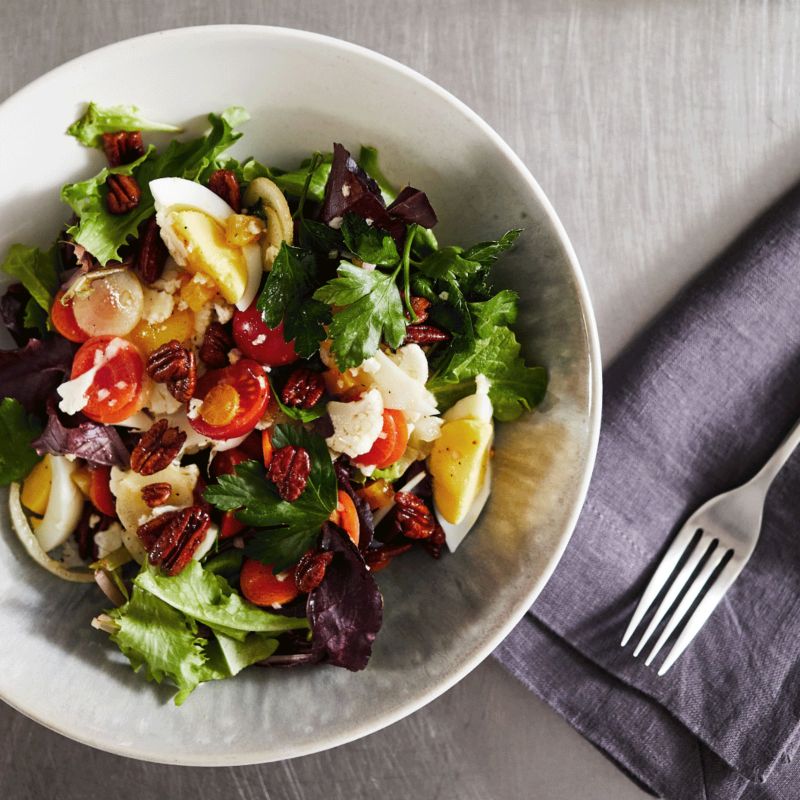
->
[0,337,74,416]
[387,186,438,229]
[32,400,129,468]
[334,456,375,551]
[319,144,437,244]
[308,522,383,671]
[0,284,35,347]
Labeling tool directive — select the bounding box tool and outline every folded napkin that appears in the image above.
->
[494,184,800,799]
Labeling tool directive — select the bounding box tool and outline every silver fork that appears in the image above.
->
[621,416,800,675]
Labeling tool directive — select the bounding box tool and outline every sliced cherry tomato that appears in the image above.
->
[190,358,270,440]
[220,510,246,539]
[88,466,116,517]
[329,489,360,546]
[240,557,299,606]
[51,290,89,343]
[209,447,249,479]
[70,336,145,424]
[355,409,409,469]
[232,304,298,366]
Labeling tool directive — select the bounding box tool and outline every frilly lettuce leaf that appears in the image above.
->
[134,560,308,641]
[62,107,248,265]
[0,244,58,319]
[66,102,181,148]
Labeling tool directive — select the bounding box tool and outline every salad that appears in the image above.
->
[0,104,547,703]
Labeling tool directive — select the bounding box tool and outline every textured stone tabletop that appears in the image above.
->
[3,2,799,798]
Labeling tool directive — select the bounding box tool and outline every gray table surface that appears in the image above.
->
[3,1,798,798]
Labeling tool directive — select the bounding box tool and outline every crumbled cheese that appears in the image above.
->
[96,388,110,401]
[326,389,384,458]
[94,522,124,559]
[115,381,128,390]
[365,218,374,226]
[146,381,183,415]
[214,302,234,324]
[187,398,203,420]
[192,303,214,345]
[328,216,344,230]
[228,348,242,365]
[156,212,190,266]
[141,287,175,324]
[88,514,101,528]
[439,291,450,301]
[341,184,351,198]
[252,334,266,346]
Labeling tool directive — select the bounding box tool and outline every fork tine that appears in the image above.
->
[644,544,729,666]
[655,555,743,675]
[632,535,715,656]
[620,523,699,647]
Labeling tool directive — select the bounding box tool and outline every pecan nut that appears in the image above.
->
[423,523,446,559]
[393,492,435,539]
[130,419,187,475]
[106,173,141,215]
[141,482,172,508]
[403,323,450,345]
[267,445,311,502]
[207,169,241,213]
[364,542,412,573]
[102,131,145,167]
[136,216,168,284]
[294,551,334,593]
[199,321,234,368]
[404,295,431,323]
[146,340,197,402]
[281,368,325,409]
[137,506,211,575]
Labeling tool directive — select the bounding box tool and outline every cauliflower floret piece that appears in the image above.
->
[326,389,384,458]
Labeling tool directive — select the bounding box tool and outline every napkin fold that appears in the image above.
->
[494,183,800,799]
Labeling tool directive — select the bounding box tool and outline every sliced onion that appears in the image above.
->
[9,483,94,583]
[94,569,126,606]
[72,269,144,336]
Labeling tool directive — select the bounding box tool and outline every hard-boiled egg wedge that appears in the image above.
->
[29,455,84,553]
[150,177,262,310]
[429,375,494,551]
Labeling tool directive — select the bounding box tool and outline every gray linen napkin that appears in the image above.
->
[494,185,800,799]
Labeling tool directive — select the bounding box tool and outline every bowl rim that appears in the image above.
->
[0,23,602,765]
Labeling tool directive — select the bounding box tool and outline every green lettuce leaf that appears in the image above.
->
[1,244,58,317]
[66,102,181,148]
[313,262,406,369]
[210,631,280,677]
[62,107,248,265]
[427,324,547,421]
[109,584,208,705]
[270,153,332,202]
[134,560,309,641]
[256,243,331,358]
[0,398,42,485]
[204,425,338,572]
[469,289,519,337]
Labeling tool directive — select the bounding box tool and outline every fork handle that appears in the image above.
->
[752,415,800,487]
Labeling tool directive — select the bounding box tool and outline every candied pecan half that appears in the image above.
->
[106,173,141,215]
[281,368,325,409]
[404,295,431,323]
[141,482,172,508]
[137,506,211,575]
[130,419,187,475]
[146,340,197,402]
[102,131,145,167]
[393,492,435,539]
[364,542,413,573]
[267,445,311,502]
[423,523,446,559]
[295,551,334,593]
[403,323,450,345]
[207,169,241,213]
[136,216,168,284]
[199,322,233,368]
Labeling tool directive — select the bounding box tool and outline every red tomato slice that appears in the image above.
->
[209,447,249,479]
[51,290,89,343]
[329,489,360,546]
[88,466,117,517]
[355,409,409,469]
[232,304,298,366]
[70,336,145,424]
[240,557,299,606]
[190,358,270,440]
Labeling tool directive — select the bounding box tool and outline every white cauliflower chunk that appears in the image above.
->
[326,389,384,457]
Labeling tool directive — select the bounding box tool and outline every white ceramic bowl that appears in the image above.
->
[0,26,601,764]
